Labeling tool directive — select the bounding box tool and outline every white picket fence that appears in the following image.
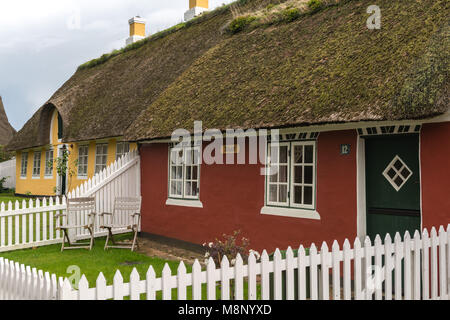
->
[0,151,140,252]
[67,150,141,240]
[0,257,60,300]
[0,158,16,189]
[54,225,450,300]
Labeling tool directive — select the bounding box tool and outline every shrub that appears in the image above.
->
[307,0,324,14]
[228,15,257,34]
[202,230,260,266]
[281,8,301,22]
[0,177,7,193]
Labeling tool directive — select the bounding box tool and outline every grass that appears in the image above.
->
[0,191,32,208]
[1,234,261,300]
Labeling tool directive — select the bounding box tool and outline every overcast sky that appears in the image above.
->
[0,0,234,131]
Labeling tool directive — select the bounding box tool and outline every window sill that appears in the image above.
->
[165,198,203,208]
[32,176,41,180]
[44,175,54,180]
[77,176,88,180]
[260,206,321,220]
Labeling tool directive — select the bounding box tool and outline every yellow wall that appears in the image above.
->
[190,0,208,9]
[130,23,145,37]
[15,109,137,196]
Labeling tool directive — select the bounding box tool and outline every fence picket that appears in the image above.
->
[113,270,124,300]
[320,242,329,300]
[430,227,438,299]
[384,234,393,300]
[177,262,187,300]
[248,252,257,300]
[192,260,202,300]
[206,258,216,300]
[129,268,140,300]
[413,231,421,300]
[354,238,362,300]
[96,272,107,300]
[297,245,307,300]
[332,241,340,300]
[438,226,447,299]
[422,228,430,300]
[309,244,318,300]
[234,254,244,300]
[394,233,402,300]
[374,235,383,300]
[342,239,351,300]
[260,250,270,300]
[404,231,412,300]
[146,266,156,300]
[162,264,172,300]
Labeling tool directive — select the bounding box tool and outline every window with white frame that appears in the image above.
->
[168,146,200,200]
[116,142,130,160]
[44,149,54,177]
[266,141,316,209]
[20,152,28,177]
[77,145,89,177]
[32,151,41,177]
[95,144,108,174]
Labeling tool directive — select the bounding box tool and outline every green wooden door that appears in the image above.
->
[365,135,421,241]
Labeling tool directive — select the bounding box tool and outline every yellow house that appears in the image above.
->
[11,107,136,196]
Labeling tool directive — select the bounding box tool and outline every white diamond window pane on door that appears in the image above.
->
[382,155,413,192]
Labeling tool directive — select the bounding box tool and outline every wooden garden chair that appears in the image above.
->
[56,197,96,252]
[99,197,142,251]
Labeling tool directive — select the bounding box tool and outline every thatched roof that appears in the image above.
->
[0,97,16,146]
[126,0,449,141]
[7,0,449,150]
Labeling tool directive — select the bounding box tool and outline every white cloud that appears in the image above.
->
[0,0,236,130]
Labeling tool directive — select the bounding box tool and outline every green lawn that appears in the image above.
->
[0,234,260,300]
[0,191,32,208]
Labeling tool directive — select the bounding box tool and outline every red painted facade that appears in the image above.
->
[139,130,358,252]
[420,121,450,231]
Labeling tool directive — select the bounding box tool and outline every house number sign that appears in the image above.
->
[340,144,351,155]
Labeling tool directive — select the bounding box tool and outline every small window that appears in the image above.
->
[20,152,28,177]
[95,144,108,174]
[168,146,201,200]
[78,145,89,177]
[57,113,63,140]
[266,141,316,210]
[116,142,130,160]
[44,149,54,177]
[32,151,41,177]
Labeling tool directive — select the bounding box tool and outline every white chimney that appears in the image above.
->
[184,0,209,22]
[126,16,146,46]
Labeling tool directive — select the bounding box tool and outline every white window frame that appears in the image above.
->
[77,145,89,178]
[20,152,28,178]
[32,151,41,178]
[265,140,317,210]
[116,142,130,160]
[266,142,290,207]
[289,141,316,210]
[95,144,108,174]
[44,149,54,178]
[168,145,201,201]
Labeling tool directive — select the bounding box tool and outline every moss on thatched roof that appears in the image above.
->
[126,0,449,141]
[0,97,16,146]
[7,0,449,150]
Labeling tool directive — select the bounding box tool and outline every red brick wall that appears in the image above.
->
[420,121,450,230]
